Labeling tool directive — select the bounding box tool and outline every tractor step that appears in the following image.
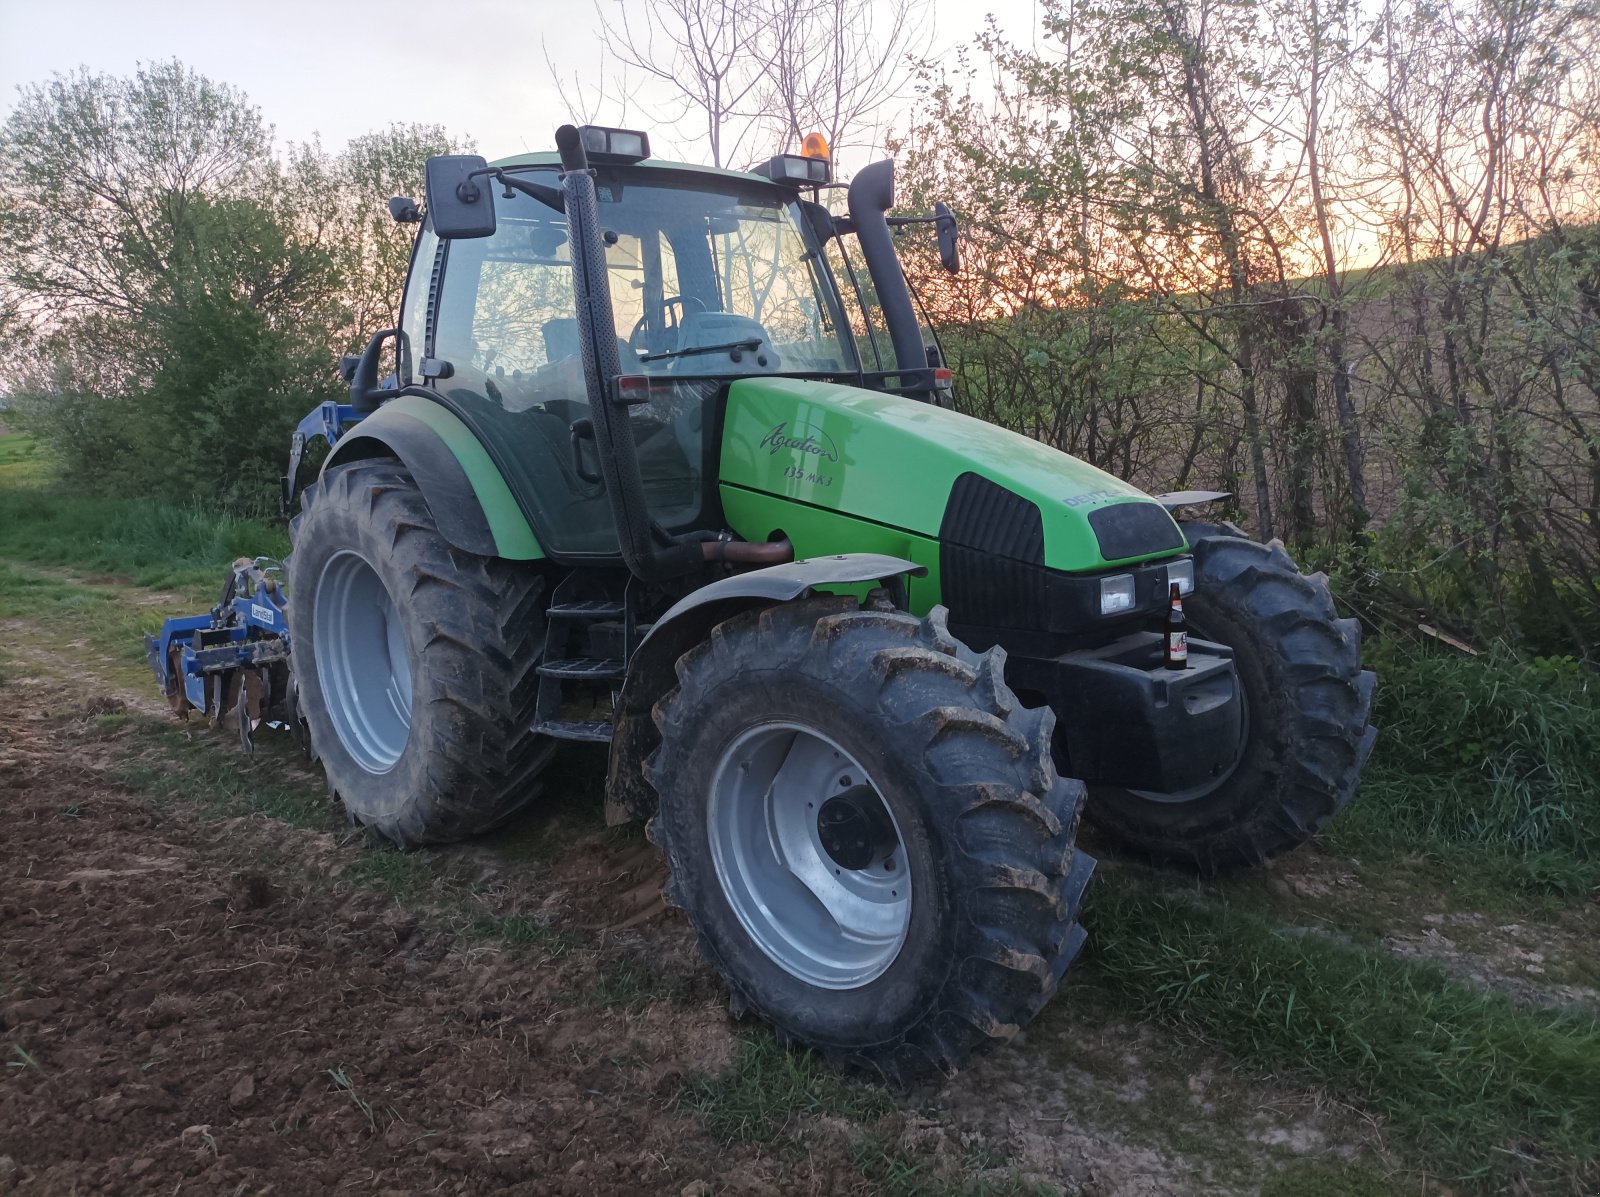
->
[547,600,626,619]
[537,656,625,680]
[532,717,614,743]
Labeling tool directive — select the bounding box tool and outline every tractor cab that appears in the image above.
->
[397,145,866,559]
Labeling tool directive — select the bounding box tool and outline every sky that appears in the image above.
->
[0,0,1047,167]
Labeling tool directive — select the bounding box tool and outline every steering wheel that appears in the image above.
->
[629,295,708,357]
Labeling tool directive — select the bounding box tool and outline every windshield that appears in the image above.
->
[596,170,857,376]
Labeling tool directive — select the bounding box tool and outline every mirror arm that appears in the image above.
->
[465,166,566,213]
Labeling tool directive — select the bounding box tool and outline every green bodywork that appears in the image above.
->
[717,378,1182,613]
[326,395,543,560]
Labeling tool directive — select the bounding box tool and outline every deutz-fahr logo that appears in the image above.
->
[759,421,839,463]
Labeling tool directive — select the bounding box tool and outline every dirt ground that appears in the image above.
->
[1,672,773,1195]
[0,572,1441,1196]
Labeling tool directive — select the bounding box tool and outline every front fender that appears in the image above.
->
[323,394,542,560]
[605,553,925,825]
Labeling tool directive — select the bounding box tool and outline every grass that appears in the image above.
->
[0,562,179,689]
[6,438,1597,1191]
[677,1035,891,1144]
[1331,641,1600,903]
[111,716,336,829]
[1082,876,1600,1191]
[0,432,289,593]
[0,433,48,486]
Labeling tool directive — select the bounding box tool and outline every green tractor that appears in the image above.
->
[156,124,1375,1078]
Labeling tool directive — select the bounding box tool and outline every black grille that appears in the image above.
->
[1087,501,1184,561]
[940,472,1044,562]
[939,473,1047,627]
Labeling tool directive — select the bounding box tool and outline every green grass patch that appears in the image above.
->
[851,1131,1058,1196]
[1333,642,1600,903]
[0,483,289,593]
[0,433,47,486]
[1258,1158,1401,1197]
[108,715,337,830]
[0,562,167,689]
[677,1034,891,1144]
[587,955,696,1009]
[1084,878,1600,1191]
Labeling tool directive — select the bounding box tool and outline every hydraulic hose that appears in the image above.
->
[701,537,794,565]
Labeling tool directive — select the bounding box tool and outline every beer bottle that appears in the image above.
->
[1163,582,1188,670]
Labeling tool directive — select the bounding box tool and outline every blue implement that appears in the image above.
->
[144,558,298,753]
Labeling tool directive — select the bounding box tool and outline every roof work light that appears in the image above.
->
[577,125,651,163]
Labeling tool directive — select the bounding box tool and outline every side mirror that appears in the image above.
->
[388,195,421,224]
[935,201,960,274]
[424,155,496,239]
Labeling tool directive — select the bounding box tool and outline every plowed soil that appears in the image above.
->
[0,672,781,1195]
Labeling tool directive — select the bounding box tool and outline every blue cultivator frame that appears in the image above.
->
[281,400,361,515]
[144,561,298,752]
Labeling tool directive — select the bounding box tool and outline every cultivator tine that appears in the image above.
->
[235,669,266,754]
[165,644,193,719]
[208,673,225,729]
[285,671,311,759]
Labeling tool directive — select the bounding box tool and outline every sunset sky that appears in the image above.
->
[0,0,1046,168]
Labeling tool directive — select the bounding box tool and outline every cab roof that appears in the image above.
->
[488,151,774,187]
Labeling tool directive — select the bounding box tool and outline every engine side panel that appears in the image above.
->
[717,378,1182,579]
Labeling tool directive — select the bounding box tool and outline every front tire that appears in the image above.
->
[287,460,554,846]
[646,597,1094,1079]
[1083,536,1376,873]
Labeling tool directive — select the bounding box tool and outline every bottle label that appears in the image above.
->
[1168,630,1188,662]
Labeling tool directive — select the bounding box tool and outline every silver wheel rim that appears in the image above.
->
[708,723,911,990]
[312,550,413,773]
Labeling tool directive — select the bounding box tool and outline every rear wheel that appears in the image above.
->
[646,596,1094,1079]
[1083,536,1376,873]
[287,460,554,846]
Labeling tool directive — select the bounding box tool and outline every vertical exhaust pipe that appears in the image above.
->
[846,160,931,399]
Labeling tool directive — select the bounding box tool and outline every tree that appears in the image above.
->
[590,0,932,168]
[0,61,341,513]
[0,61,272,330]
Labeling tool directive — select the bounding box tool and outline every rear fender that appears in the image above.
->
[605,554,927,825]
[321,394,542,560]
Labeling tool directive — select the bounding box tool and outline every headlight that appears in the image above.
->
[1100,574,1136,615]
[1166,559,1195,596]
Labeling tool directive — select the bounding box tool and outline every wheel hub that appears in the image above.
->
[817,786,897,871]
[707,723,912,990]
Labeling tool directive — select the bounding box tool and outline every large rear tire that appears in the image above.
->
[1083,536,1376,873]
[646,596,1094,1079]
[287,460,554,846]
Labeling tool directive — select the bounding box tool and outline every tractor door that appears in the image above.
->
[419,176,712,559]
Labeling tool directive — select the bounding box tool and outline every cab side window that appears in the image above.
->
[398,224,439,385]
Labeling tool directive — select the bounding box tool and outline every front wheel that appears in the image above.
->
[1083,536,1376,873]
[646,597,1094,1079]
